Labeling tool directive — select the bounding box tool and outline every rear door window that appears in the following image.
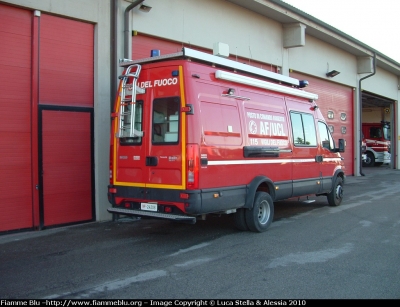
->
[152,97,180,144]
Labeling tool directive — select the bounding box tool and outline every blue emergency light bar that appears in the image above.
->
[150,49,160,57]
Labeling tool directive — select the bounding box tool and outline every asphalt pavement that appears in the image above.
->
[0,164,397,245]
[0,164,399,299]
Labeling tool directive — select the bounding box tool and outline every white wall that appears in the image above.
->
[362,67,399,100]
[128,0,284,67]
[288,35,358,87]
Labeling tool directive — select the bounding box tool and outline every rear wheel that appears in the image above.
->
[327,176,343,206]
[233,208,249,231]
[245,191,274,233]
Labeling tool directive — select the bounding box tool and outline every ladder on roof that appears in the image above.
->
[117,64,145,138]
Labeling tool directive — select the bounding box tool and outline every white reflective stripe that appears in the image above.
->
[207,158,342,166]
[208,159,293,166]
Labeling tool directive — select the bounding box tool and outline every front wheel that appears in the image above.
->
[363,152,375,167]
[327,176,344,206]
[245,191,274,233]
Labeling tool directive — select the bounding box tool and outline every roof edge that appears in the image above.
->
[268,0,400,68]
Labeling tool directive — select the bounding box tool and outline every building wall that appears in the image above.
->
[362,67,399,100]
[128,0,284,67]
[288,35,358,87]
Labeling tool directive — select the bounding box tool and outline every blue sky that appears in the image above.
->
[282,0,400,63]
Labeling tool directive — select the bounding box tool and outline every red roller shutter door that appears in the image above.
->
[39,14,94,107]
[132,35,183,59]
[39,14,94,228]
[0,5,33,232]
[0,5,95,232]
[291,73,354,175]
[40,109,93,227]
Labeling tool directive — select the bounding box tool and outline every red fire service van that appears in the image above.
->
[107,47,346,232]
[362,122,391,167]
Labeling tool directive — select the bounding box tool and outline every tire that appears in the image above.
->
[245,191,274,233]
[233,208,249,231]
[327,176,344,207]
[363,152,375,167]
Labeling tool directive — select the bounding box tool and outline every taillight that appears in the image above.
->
[186,144,199,189]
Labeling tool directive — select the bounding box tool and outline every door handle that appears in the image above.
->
[315,155,323,162]
[146,156,158,166]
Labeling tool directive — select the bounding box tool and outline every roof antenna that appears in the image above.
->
[181,9,185,49]
[248,45,252,65]
[236,47,238,62]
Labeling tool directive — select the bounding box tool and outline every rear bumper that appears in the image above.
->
[108,184,246,217]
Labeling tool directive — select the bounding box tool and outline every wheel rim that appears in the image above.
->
[258,200,271,225]
[336,184,343,200]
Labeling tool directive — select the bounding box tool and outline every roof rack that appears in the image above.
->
[120,47,300,87]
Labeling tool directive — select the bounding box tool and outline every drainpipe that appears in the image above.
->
[124,0,145,59]
[359,52,376,176]
[111,0,119,111]
[111,0,144,111]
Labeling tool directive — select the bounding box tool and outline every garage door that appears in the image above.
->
[0,4,94,233]
[39,14,94,107]
[38,14,94,228]
[291,73,354,175]
[40,108,93,228]
[0,4,33,232]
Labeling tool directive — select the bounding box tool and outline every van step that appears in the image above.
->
[107,207,196,224]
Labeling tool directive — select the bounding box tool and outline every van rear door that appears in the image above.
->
[114,65,186,191]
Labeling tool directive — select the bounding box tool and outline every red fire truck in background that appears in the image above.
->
[362,121,391,167]
[107,47,346,232]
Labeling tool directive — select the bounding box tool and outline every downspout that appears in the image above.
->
[111,0,144,111]
[111,0,119,112]
[359,52,376,176]
[124,0,145,59]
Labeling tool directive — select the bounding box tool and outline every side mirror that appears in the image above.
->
[336,139,345,153]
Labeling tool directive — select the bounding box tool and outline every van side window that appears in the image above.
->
[290,112,317,146]
[318,121,335,150]
[152,97,180,144]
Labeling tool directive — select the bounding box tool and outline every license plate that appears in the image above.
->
[141,202,158,212]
